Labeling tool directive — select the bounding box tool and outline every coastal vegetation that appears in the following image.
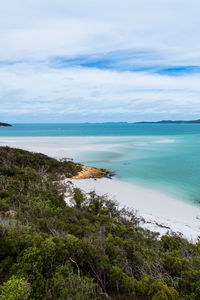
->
[1,147,200,299]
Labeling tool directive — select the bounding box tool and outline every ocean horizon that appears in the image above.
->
[1,122,200,136]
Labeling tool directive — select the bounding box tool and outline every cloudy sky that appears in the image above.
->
[1,0,200,122]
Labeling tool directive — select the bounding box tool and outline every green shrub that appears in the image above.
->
[0,276,31,300]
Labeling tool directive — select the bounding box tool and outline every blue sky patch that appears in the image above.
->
[49,50,200,76]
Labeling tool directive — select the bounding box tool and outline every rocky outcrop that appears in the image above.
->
[72,165,111,179]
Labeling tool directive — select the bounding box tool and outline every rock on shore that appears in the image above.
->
[72,165,110,179]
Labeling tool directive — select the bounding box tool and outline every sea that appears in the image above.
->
[1,123,200,206]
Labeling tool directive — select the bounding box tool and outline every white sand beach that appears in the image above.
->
[1,137,200,242]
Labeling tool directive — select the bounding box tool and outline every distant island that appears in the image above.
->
[135,119,200,124]
[0,122,12,127]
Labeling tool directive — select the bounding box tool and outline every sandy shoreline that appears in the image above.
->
[1,136,200,242]
[71,178,200,242]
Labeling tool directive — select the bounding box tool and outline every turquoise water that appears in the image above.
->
[1,123,200,205]
[1,123,200,136]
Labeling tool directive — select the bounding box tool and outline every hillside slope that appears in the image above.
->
[0,147,200,299]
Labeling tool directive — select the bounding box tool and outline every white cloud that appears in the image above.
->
[0,0,200,62]
[0,0,200,121]
[0,62,200,120]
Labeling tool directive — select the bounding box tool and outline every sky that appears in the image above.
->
[1,0,200,123]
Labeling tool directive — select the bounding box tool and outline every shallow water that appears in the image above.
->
[1,123,200,206]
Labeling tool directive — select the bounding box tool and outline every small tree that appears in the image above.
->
[73,188,85,208]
